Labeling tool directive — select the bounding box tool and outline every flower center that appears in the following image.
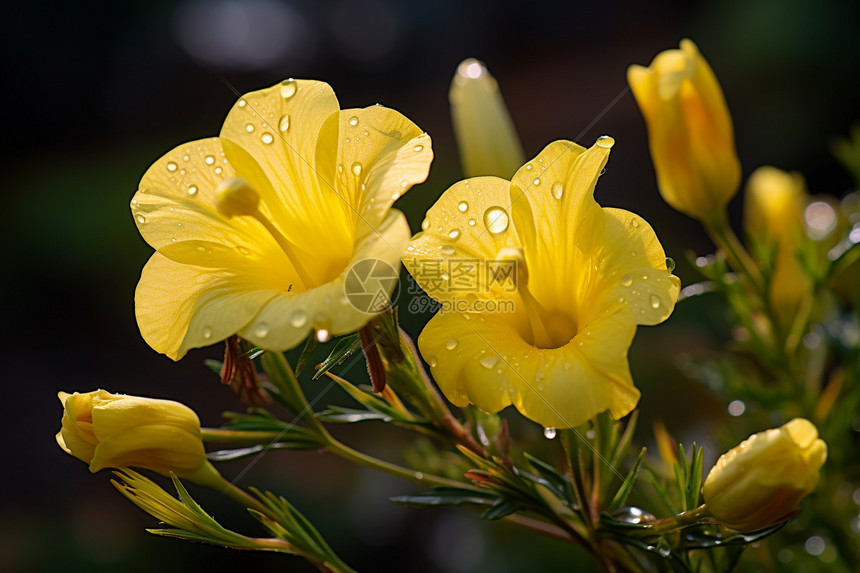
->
[215,177,315,289]
[498,248,578,350]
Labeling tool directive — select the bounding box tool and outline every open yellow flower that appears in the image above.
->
[404,138,680,428]
[132,80,433,359]
[628,39,740,222]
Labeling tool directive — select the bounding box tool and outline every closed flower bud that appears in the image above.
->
[56,390,217,485]
[628,39,741,222]
[744,166,811,317]
[449,58,525,179]
[703,418,826,532]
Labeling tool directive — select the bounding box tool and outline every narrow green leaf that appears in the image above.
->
[481,499,520,520]
[312,335,361,380]
[391,487,497,508]
[203,359,223,376]
[609,447,646,511]
[523,453,576,505]
[295,335,319,377]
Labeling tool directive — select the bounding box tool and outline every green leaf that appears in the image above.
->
[204,359,223,376]
[522,453,576,506]
[609,447,646,511]
[207,440,322,461]
[391,487,497,508]
[312,335,361,380]
[687,445,703,511]
[295,335,319,377]
[481,499,520,520]
[680,521,789,549]
[317,407,392,423]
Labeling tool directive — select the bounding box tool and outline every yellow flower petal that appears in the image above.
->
[418,306,640,428]
[403,176,523,306]
[239,210,411,349]
[90,425,205,473]
[135,253,280,360]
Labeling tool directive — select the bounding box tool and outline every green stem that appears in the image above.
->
[200,428,285,444]
[252,539,357,573]
[704,214,765,296]
[643,504,710,535]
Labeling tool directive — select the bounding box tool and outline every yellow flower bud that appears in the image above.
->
[703,418,826,532]
[449,58,525,179]
[744,166,811,317]
[56,390,216,485]
[628,39,741,222]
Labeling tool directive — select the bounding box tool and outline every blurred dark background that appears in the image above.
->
[2,0,858,571]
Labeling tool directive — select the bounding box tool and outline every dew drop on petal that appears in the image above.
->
[458,200,469,212]
[596,135,615,148]
[552,181,563,199]
[136,214,146,224]
[484,207,509,234]
[348,115,359,126]
[278,115,290,132]
[427,355,438,367]
[351,162,362,176]
[316,329,330,343]
[621,274,633,287]
[290,310,308,328]
[533,178,541,186]
[440,245,456,255]
[544,427,557,439]
[480,355,499,369]
[280,79,297,99]
[446,338,459,350]
[245,123,255,133]
[448,228,461,240]
[468,218,476,226]
[413,145,423,152]
[205,155,215,165]
[214,167,222,174]
[421,219,430,230]
[665,257,676,272]
[261,133,274,145]
[631,219,640,228]
[650,294,661,309]
[254,322,270,337]
[202,327,212,339]
[166,161,178,172]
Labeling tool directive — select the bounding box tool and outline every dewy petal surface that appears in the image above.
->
[407,138,679,428]
[133,79,432,359]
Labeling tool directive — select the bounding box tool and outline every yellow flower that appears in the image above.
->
[404,138,680,428]
[56,390,217,485]
[449,58,525,179]
[744,166,811,316]
[703,418,827,532]
[132,79,433,359]
[628,39,741,222]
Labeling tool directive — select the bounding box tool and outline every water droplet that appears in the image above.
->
[649,294,661,309]
[480,355,499,369]
[214,167,223,174]
[261,133,274,145]
[316,329,330,343]
[245,123,255,133]
[596,135,615,148]
[131,198,138,205]
[290,310,308,328]
[237,100,247,108]
[254,322,270,337]
[202,327,212,339]
[532,178,541,186]
[484,207,509,234]
[427,355,438,367]
[440,245,456,255]
[544,427,557,439]
[278,114,290,132]
[448,229,461,240]
[526,164,532,170]
[413,145,423,152]
[631,219,640,228]
[166,161,177,172]
[400,179,408,188]
[136,214,146,224]
[345,138,350,144]
[348,115,359,126]
[280,79,297,99]
[665,257,676,272]
[446,338,458,350]
[621,274,633,287]
[421,219,430,230]
[351,162,362,176]
[552,181,563,199]
[205,155,215,165]
[458,200,469,212]
[468,218,476,226]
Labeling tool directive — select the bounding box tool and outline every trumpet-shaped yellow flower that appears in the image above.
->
[132,80,433,359]
[56,390,218,485]
[703,418,826,532]
[744,166,811,317]
[404,138,680,428]
[628,39,740,222]
[449,58,525,179]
